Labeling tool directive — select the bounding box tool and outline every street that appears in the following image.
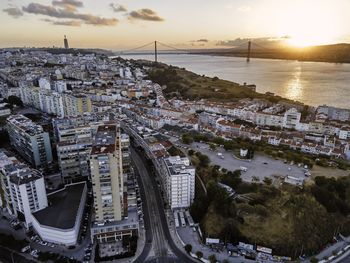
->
[131,147,195,263]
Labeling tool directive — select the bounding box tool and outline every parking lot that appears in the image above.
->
[187,142,307,183]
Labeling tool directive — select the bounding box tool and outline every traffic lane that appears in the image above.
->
[134,149,196,263]
[132,148,195,263]
[132,148,165,262]
[132,156,153,263]
[133,148,169,261]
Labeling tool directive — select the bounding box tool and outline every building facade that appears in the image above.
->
[90,124,138,244]
[162,156,195,209]
[0,151,48,228]
[7,115,53,169]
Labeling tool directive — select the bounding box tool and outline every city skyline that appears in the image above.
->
[1,0,350,49]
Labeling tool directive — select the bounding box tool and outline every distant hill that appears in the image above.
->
[192,43,350,63]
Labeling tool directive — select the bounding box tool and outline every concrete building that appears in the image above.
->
[162,156,195,209]
[283,108,301,129]
[7,115,53,169]
[90,124,127,222]
[38,78,51,90]
[0,151,48,228]
[90,124,138,244]
[54,117,111,183]
[63,94,92,117]
[31,182,87,246]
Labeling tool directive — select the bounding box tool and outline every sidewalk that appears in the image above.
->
[314,236,350,262]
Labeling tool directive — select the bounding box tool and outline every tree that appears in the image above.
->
[263,177,272,186]
[7,96,23,107]
[182,134,193,145]
[222,260,230,263]
[208,254,217,263]
[184,244,192,254]
[209,143,217,151]
[310,257,319,263]
[195,251,203,259]
[252,176,260,182]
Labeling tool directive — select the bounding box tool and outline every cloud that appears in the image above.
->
[42,18,81,26]
[52,0,83,12]
[3,7,23,18]
[128,9,164,21]
[22,2,118,26]
[216,37,287,49]
[110,3,127,13]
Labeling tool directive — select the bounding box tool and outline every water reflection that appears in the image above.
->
[285,67,304,101]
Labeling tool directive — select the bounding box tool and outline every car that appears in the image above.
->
[263,162,268,165]
[21,246,31,253]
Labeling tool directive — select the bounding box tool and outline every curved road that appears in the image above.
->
[132,147,196,263]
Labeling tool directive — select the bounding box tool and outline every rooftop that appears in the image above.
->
[8,167,43,185]
[32,183,86,229]
[91,124,117,155]
[7,114,44,136]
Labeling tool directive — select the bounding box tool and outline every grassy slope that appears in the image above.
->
[147,63,302,105]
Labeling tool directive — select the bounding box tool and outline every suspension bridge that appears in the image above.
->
[116,40,274,62]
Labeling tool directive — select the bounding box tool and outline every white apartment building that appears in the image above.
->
[162,156,195,209]
[255,112,284,127]
[38,78,51,90]
[283,108,301,129]
[7,115,53,168]
[0,151,48,228]
[54,81,67,93]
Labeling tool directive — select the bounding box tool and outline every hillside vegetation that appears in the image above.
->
[147,64,299,104]
[189,149,350,258]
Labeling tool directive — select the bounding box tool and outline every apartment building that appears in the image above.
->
[90,124,138,243]
[0,151,48,228]
[63,94,92,117]
[7,115,53,169]
[162,156,195,209]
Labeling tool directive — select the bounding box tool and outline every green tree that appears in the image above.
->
[184,244,192,254]
[7,96,23,107]
[310,257,319,263]
[182,134,193,144]
[209,143,217,151]
[263,177,272,186]
[195,251,203,259]
[208,254,217,263]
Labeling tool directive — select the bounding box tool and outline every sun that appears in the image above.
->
[286,35,337,48]
[273,0,341,47]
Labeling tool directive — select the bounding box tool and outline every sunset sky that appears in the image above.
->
[1,0,350,50]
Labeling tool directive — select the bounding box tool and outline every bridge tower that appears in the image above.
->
[154,41,158,63]
[247,40,251,62]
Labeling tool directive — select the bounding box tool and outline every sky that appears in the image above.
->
[1,0,350,50]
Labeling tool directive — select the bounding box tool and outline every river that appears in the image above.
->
[120,54,350,109]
